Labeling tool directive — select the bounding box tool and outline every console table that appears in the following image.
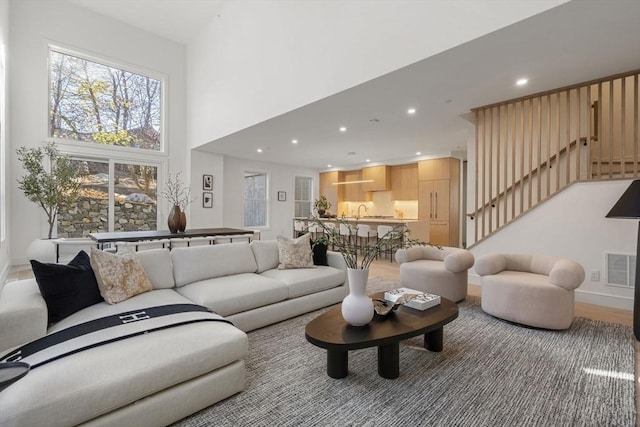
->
[89,227,253,245]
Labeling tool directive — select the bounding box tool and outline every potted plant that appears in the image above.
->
[17,142,81,240]
[313,215,438,326]
[162,171,195,233]
[313,195,332,217]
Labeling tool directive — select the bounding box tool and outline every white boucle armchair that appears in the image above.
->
[395,246,475,302]
[475,253,585,330]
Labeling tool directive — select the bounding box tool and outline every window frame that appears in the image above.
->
[46,43,167,156]
[58,153,164,236]
[45,43,170,234]
[294,175,313,218]
[243,171,269,229]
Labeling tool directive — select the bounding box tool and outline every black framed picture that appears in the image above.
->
[203,192,213,208]
[277,191,286,202]
[203,175,213,191]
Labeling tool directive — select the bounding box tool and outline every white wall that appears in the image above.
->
[467,180,637,310]
[221,156,317,240]
[8,0,187,263]
[189,150,224,228]
[0,0,9,284]
[186,0,568,148]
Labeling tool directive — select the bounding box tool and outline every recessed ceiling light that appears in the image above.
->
[257,148,263,153]
[327,164,332,168]
[407,108,416,115]
[339,126,347,132]
[416,151,422,156]
[291,139,298,144]
[516,78,528,86]
[365,159,371,162]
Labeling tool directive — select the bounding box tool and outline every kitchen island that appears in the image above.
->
[293,217,428,242]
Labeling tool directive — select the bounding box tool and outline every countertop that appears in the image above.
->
[294,217,421,223]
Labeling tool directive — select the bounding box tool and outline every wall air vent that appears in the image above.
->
[606,252,636,288]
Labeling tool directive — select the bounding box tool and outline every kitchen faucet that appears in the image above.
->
[357,204,367,219]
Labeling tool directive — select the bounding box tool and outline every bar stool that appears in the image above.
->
[115,239,170,253]
[232,234,254,243]
[214,233,254,244]
[322,222,337,248]
[307,223,323,240]
[53,238,99,263]
[188,236,215,246]
[294,220,306,237]
[339,223,356,247]
[169,237,190,249]
[356,224,377,254]
[377,225,396,262]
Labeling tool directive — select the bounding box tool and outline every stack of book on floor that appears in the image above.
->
[384,287,441,310]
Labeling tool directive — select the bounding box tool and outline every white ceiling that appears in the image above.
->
[68,0,640,171]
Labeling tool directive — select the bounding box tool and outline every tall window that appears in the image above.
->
[48,46,165,237]
[244,172,267,227]
[49,48,162,151]
[294,176,312,218]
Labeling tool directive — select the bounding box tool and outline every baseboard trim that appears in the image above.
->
[575,289,633,311]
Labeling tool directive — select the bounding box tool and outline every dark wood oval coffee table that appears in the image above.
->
[305,292,458,379]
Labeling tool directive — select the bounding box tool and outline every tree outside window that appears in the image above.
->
[49,49,161,151]
[244,172,267,227]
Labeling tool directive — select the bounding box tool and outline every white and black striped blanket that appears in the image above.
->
[0,304,232,369]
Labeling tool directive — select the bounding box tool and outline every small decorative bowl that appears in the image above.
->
[372,299,402,317]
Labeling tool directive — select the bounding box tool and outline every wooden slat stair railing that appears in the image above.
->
[469,69,639,247]
[467,137,589,220]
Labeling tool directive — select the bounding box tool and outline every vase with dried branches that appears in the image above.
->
[162,171,195,233]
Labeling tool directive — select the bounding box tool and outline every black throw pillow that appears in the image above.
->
[30,250,103,324]
[310,240,329,266]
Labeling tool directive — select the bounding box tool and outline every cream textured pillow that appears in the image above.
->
[90,247,153,304]
[276,234,314,270]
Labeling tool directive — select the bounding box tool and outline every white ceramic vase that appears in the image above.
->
[342,268,374,326]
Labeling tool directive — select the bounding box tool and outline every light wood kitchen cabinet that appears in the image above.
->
[418,158,451,181]
[362,165,391,191]
[419,180,450,220]
[390,163,418,200]
[319,171,342,212]
[427,222,450,247]
[341,170,372,202]
[418,158,460,247]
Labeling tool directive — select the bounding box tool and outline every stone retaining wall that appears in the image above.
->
[57,196,157,238]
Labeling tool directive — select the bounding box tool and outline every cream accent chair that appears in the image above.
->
[395,246,475,302]
[475,253,585,330]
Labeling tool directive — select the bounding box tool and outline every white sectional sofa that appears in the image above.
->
[0,240,347,427]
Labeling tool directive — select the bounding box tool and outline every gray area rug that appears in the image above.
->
[174,277,635,427]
